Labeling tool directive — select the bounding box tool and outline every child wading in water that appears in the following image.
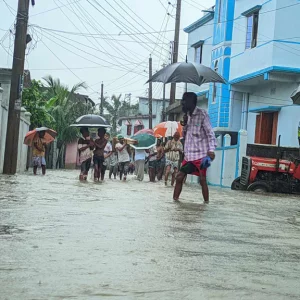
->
[33,130,47,175]
[78,127,94,181]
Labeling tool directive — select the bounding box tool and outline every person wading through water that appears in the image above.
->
[173,92,217,203]
[164,132,183,186]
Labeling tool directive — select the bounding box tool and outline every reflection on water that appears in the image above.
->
[0,170,300,300]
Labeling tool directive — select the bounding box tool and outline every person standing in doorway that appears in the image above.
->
[93,128,107,182]
[173,92,217,203]
[164,132,183,186]
[32,130,47,175]
[134,149,146,181]
[115,135,130,181]
[78,127,94,181]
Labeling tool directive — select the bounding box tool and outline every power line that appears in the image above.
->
[40,30,148,75]
[87,0,159,56]
[41,39,99,94]
[30,0,82,17]
[100,0,169,56]
[30,1,300,40]
[54,0,140,70]
[182,0,206,11]
[73,1,145,62]
[62,0,144,64]
[40,28,147,72]
[30,26,300,46]
[116,0,170,43]
[2,0,16,15]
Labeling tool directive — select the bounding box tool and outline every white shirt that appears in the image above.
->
[78,137,92,163]
[116,142,130,163]
[104,142,112,154]
[149,146,157,162]
[135,149,146,161]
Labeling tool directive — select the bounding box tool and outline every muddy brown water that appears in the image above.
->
[1,170,300,299]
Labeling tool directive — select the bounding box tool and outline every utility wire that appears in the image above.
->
[102,0,169,55]
[40,28,147,69]
[30,0,82,17]
[41,39,98,94]
[87,0,166,59]
[115,0,170,44]
[71,0,145,62]
[40,30,148,75]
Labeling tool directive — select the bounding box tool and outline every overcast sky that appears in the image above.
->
[0,0,215,104]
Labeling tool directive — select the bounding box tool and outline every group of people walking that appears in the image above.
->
[134,132,183,186]
[78,128,132,182]
[29,92,217,203]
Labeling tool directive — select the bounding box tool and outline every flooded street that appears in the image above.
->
[1,170,300,300]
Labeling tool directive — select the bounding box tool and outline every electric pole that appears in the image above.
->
[149,55,153,129]
[162,84,166,122]
[169,0,182,105]
[100,82,104,115]
[3,0,30,175]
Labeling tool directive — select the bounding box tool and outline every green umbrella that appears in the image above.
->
[130,133,156,150]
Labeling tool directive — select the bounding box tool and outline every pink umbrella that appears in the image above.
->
[134,128,154,136]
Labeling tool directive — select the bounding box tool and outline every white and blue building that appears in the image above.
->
[184,0,300,148]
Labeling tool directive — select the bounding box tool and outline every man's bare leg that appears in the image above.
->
[164,165,171,185]
[171,168,178,186]
[200,176,209,202]
[41,165,46,175]
[173,171,185,201]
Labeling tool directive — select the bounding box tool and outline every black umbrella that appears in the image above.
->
[291,85,300,105]
[70,114,111,128]
[146,62,226,85]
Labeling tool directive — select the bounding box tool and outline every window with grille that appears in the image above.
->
[246,12,259,49]
[194,45,203,64]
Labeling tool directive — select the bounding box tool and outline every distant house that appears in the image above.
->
[74,93,95,109]
[119,97,169,137]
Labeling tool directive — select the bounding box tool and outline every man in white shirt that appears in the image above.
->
[134,149,146,181]
[115,135,130,181]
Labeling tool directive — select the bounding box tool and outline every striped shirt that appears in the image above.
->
[183,107,217,161]
[165,139,183,162]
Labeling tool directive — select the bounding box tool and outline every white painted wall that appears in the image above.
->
[186,17,214,95]
[273,0,300,68]
[246,81,296,144]
[0,104,30,173]
[277,105,300,147]
[230,0,277,81]
[230,91,243,131]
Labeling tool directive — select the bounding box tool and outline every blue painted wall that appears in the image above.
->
[208,0,235,128]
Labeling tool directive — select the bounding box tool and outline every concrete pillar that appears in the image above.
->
[224,134,231,146]
[221,134,231,186]
[0,87,3,130]
[216,134,222,147]
[238,130,248,175]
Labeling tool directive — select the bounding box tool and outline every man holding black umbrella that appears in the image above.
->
[173,92,217,203]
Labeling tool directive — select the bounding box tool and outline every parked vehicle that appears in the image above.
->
[231,136,300,194]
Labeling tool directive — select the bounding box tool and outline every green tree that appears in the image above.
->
[103,94,123,136]
[22,80,53,129]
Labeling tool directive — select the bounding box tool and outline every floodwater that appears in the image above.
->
[0,170,300,300]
